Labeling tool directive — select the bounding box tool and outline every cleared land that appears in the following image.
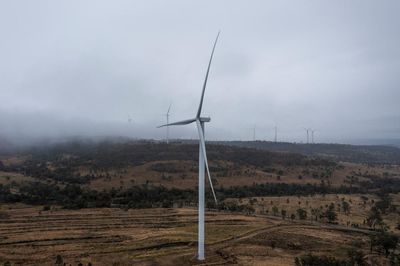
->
[0,204,388,266]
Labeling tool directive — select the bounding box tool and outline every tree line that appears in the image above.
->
[0,181,391,210]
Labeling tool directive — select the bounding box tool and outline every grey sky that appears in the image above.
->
[0,0,399,145]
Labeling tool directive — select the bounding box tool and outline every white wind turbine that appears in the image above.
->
[158,32,219,260]
[165,103,172,144]
[310,129,316,144]
[303,127,310,144]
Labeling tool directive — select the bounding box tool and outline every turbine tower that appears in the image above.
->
[304,128,310,144]
[165,104,172,144]
[311,129,315,144]
[274,125,277,143]
[158,32,219,260]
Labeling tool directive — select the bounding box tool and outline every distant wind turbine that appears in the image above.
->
[158,32,220,261]
[303,127,310,144]
[165,104,172,144]
[127,114,133,123]
[274,125,278,143]
[311,129,316,144]
[250,125,256,141]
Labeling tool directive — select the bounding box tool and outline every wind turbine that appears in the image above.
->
[250,125,256,141]
[158,32,219,260]
[274,125,278,143]
[310,129,316,144]
[303,127,310,144]
[127,114,133,123]
[165,103,172,144]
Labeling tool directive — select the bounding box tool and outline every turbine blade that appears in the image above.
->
[157,118,196,128]
[196,31,220,118]
[196,119,217,204]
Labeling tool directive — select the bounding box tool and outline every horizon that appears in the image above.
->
[2,134,400,151]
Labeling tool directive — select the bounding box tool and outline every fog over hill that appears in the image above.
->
[2,135,400,165]
[212,140,400,164]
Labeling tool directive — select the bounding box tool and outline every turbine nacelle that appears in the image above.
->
[157,117,211,128]
[199,117,211,123]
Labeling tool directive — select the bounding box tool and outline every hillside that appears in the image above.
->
[0,141,329,191]
[2,140,400,265]
[213,141,400,164]
[1,140,400,208]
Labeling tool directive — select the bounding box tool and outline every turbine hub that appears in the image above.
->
[199,117,211,123]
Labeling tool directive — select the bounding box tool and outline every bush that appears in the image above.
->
[55,254,63,265]
[370,232,398,256]
[294,254,347,266]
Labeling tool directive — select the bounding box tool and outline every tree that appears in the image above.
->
[310,208,321,221]
[366,206,383,230]
[294,254,347,266]
[55,255,63,265]
[380,233,398,256]
[324,203,337,223]
[244,204,255,215]
[341,200,350,215]
[375,196,392,214]
[370,232,398,256]
[297,208,307,220]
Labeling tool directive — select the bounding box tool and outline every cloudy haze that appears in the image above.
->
[1,1,399,146]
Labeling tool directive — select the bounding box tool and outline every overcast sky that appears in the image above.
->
[0,1,399,145]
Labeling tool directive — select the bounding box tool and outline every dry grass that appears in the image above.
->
[0,171,36,185]
[0,204,391,266]
[85,160,400,192]
[0,205,273,265]
[0,155,29,167]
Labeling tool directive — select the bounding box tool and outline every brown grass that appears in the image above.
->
[85,160,400,192]
[0,204,392,266]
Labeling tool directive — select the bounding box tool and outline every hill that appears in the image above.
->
[1,140,400,209]
[213,141,400,164]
